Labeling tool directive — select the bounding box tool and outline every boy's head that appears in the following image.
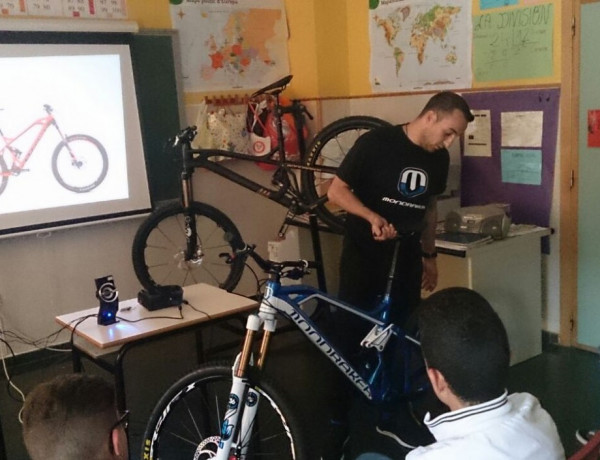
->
[418,287,510,406]
[22,373,128,460]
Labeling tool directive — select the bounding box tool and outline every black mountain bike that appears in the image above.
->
[132,75,390,292]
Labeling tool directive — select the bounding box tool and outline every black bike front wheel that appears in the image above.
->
[132,201,245,291]
[0,155,8,196]
[301,116,391,233]
[51,134,108,192]
[142,362,312,460]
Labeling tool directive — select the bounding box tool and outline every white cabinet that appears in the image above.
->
[429,229,550,365]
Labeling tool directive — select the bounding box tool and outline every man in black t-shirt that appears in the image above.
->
[321,92,474,459]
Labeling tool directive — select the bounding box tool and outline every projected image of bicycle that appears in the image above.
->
[0,104,108,197]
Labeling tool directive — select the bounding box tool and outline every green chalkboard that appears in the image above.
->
[130,32,182,205]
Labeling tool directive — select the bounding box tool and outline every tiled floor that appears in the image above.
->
[1,326,599,460]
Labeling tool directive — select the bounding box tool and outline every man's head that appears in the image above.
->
[418,287,510,408]
[412,91,474,152]
[22,373,128,460]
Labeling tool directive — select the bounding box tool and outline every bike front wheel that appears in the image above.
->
[0,155,8,196]
[301,116,391,233]
[132,201,245,291]
[52,134,108,192]
[142,362,312,460]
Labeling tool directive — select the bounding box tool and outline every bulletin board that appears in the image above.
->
[460,88,560,229]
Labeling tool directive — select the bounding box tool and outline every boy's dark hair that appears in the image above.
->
[419,91,475,122]
[418,287,510,404]
[22,373,117,460]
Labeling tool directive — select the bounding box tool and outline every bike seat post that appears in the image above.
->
[273,93,287,163]
[379,239,402,323]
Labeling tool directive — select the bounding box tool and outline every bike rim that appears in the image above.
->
[146,372,298,459]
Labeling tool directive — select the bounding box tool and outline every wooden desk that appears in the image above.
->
[56,283,257,411]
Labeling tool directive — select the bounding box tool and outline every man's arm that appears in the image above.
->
[421,196,438,292]
[327,176,397,241]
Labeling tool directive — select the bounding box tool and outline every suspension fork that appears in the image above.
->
[180,163,199,261]
[216,313,259,459]
[50,117,78,157]
[219,303,278,459]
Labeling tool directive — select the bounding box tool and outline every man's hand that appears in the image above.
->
[370,215,397,241]
[422,258,438,291]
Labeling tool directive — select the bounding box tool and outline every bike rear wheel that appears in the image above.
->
[301,116,391,233]
[51,134,108,192]
[0,155,8,196]
[132,201,245,291]
[142,362,312,459]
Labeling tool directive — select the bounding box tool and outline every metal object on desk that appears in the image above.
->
[444,203,511,240]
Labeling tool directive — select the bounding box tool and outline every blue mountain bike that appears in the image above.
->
[141,236,428,459]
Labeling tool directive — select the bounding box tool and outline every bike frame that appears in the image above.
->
[215,281,424,458]
[179,118,338,210]
[176,100,337,265]
[0,108,66,173]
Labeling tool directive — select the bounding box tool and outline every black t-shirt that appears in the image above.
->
[336,124,449,251]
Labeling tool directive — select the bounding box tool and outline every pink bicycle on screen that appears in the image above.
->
[0,104,108,197]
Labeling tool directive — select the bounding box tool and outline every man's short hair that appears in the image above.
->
[419,91,475,122]
[22,373,117,460]
[418,287,510,404]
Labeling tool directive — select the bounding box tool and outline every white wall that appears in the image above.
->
[0,217,146,355]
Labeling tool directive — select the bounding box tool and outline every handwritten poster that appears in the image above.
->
[501,149,542,185]
[473,3,553,81]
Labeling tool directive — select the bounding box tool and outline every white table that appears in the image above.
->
[56,283,257,411]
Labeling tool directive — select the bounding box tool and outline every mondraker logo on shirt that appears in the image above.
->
[398,168,427,197]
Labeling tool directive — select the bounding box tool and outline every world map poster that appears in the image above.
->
[169,0,289,92]
[369,0,472,92]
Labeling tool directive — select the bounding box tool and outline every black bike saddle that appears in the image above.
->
[251,75,293,98]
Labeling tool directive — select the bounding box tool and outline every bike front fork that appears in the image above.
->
[215,310,277,459]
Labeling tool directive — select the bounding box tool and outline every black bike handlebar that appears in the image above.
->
[173,126,197,147]
[223,244,317,279]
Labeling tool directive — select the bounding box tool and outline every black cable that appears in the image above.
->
[1,322,75,351]
[69,314,98,350]
[244,261,261,296]
[116,308,184,323]
[181,299,212,320]
[0,337,23,403]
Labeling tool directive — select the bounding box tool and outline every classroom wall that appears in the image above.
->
[0,0,563,357]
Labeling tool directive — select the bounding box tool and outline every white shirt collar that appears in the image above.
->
[424,390,510,441]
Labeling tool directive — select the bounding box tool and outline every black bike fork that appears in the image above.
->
[181,164,199,261]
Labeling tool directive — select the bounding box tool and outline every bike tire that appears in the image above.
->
[0,155,8,197]
[51,134,108,193]
[132,201,246,291]
[301,116,392,233]
[142,362,313,460]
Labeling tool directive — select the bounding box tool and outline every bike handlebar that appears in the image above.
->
[173,126,197,147]
[223,244,317,280]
